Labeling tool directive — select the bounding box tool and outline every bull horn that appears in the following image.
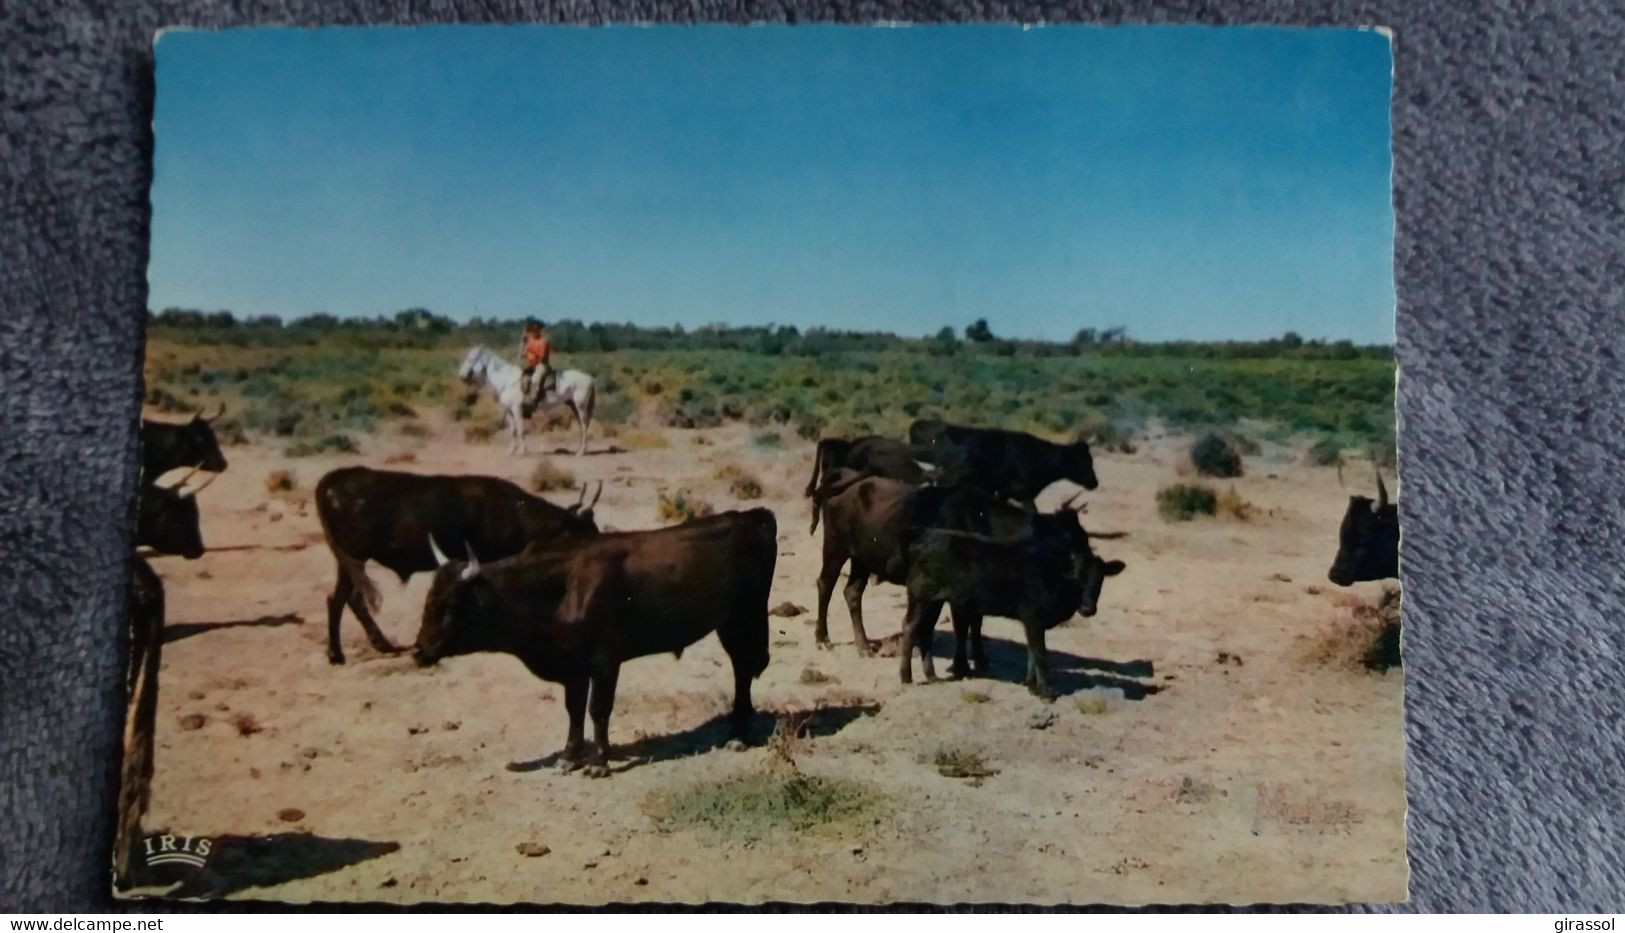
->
[1374,470,1390,511]
[176,468,218,500]
[1336,457,1347,491]
[461,543,482,581]
[588,480,604,509]
[1061,489,1087,512]
[428,535,450,568]
[572,483,588,509]
[151,464,199,492]
[204,402,226,423]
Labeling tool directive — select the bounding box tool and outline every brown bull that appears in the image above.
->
[414,508,777,777]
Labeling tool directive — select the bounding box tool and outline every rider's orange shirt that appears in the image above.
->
[524,334,552,368]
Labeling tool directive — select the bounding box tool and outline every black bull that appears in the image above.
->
[413,509,777,777]
[315,466,601,665]
[1328,473,1400,586]
[141,404,228,477]
[908,418,1099,509]
[901,529,1107,700]
[813,475,1123,665]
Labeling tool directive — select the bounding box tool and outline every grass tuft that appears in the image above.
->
[798,667,837,686]
[933,746,999,779]
[646,772,886,840]
[264,469,297,493]
[530,460,576,493]
[285,434,358,457]
[716,463,764,500]
[1215,486,1255,521]
[657,488,715,524]
[1157,483,1218,521]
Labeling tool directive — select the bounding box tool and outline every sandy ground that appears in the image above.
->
[127,418,1406,906]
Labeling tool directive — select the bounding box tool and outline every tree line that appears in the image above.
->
[147,307,1393,361]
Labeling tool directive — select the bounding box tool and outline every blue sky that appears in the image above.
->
[149,25,1394,342]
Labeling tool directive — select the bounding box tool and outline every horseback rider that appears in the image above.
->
[519,318,554,418]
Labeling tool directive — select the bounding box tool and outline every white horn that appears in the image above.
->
[177,468,218,500]
[428,535,450,568]
[1374,470,1390,511]
[461,543,482,581]
[152,464,199,492]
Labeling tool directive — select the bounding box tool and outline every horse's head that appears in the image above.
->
[457,346,487,386]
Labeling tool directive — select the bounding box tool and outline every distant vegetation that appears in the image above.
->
[143,308,1395,461]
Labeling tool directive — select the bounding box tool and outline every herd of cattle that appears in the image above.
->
[116,398,1401,889]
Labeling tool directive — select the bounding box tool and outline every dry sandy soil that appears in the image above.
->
[126,418,1406,906]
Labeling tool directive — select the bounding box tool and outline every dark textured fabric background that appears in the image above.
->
[3,0,1623,913]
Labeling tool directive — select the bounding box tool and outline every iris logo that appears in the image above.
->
[143,833,213,869]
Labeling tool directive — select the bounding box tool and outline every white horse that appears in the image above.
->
[458,345,596,455]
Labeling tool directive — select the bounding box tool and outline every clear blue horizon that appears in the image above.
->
[149,24,1395,343]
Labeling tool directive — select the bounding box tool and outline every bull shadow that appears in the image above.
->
[163,614,304,645]
[505,702,881,775]
[133,833,399,899]
[928,630,1160,701]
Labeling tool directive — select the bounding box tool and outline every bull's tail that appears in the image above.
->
[808,469,874,535]
[804,438,833,499]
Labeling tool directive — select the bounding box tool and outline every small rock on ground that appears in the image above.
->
[1027,710,1058,730]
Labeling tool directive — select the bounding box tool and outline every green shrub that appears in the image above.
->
[645,773,885,840]
[933,747,999,779]
[286,433,359,457]
[716,464,764,500]
[1190,433,1243,478]
[1308,436,1343,466]
[1157,483,1218,521]
[530,460,575,493]
[657,489,715,523]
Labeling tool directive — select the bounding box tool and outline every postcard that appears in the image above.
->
[121,23,1403,905]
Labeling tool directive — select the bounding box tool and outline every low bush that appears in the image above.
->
[932,747,999,779]
[1308,436,1343,467]
[1190,433,1243,478]
[264,469,297,493]
[645,773,885,840]
[1215,486,1255,521]
[1157,483,1218,521]
[716,464,764,500]
[286,434,359,457]
[530,460,575,493]
[657,489,714,523]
